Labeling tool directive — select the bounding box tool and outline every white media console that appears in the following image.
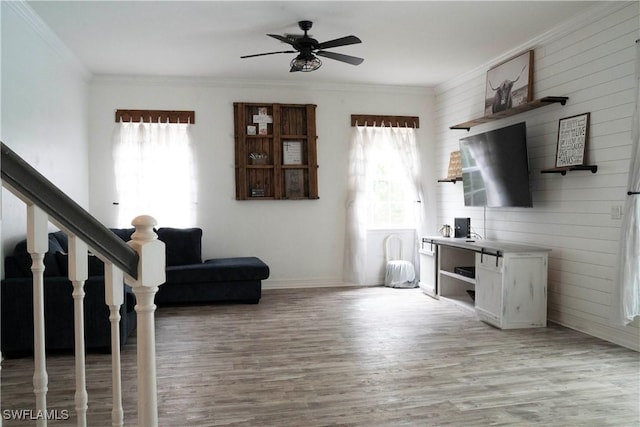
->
[419,237,550,329]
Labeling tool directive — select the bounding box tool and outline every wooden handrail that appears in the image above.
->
[1,142,139,279]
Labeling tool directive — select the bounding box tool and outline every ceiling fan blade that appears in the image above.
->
[268,34,296,46]
[316,50,364,66]
[316,35,361,50]
[241,50,296,59]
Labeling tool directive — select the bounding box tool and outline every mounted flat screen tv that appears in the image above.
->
[459,122,533,207]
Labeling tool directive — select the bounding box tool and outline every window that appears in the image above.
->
[365,142,416,229]
[345,119,427,285]
[113,119,197,228]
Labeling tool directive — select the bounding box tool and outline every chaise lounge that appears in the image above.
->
[153,227,270,305]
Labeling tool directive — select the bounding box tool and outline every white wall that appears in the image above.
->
[88,78,436,287]
[0,2,90,257]
[434,2,639,350]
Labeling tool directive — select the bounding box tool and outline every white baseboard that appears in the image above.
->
[262,277,388,289]
[549,312,640,352]
[263,278,353,290]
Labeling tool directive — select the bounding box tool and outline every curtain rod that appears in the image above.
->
[350,114,419,128]
[115,109,195,124]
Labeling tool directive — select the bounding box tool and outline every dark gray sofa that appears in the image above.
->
[1,227,269,358]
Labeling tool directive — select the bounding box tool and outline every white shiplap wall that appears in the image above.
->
[433,2,639,351]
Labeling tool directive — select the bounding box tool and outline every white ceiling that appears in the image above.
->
[28,1,604,87]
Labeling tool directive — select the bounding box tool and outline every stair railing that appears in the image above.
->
[1,142,165,426]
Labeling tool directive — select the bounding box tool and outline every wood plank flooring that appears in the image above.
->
[2,286,639,426]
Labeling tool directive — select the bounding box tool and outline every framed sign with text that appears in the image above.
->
[555,112,590,167]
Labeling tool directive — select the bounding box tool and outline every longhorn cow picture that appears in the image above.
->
[484,50,533,115]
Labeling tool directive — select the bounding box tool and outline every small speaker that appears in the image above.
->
[454,217,470,238]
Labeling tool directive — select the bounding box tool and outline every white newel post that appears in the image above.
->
[124,215,165,427]
[68,236,89,427]
[27,205,49,427]
[104,263,124,427]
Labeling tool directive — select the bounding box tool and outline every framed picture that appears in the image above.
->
[284,169,305,198]
[283,141,303,165]
[555,112,590,167]
[485,50,533,115]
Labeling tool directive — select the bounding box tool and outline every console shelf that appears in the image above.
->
[540,165,598,175]
[440,269,475,285]
[450,96,569,131]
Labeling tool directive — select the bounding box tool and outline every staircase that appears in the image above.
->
[1,142,166,426]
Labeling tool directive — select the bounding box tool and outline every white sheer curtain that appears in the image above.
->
[113,120,197,228]
[611,40,640,326]
[344,124,428,285]
[389,126,429,273]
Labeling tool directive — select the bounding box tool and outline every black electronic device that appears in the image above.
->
[454,217,470,238]
[454,266,476,279]
[459,122,533,207]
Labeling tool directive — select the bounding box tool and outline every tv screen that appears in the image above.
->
[459,122,532,207]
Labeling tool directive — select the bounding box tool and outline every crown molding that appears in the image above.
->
[435,1,632,94]
[5,0,91,80]
[90,74,434,96]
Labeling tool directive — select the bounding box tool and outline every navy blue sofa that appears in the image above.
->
[1,227,269,358]
[1,230,137,358]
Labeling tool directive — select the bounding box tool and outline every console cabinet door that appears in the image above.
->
[475,254,503,327]
[475,252,548,329]
[502,253,548,328]
[419,247,437,297]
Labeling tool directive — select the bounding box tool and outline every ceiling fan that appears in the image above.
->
[241,20,364,72]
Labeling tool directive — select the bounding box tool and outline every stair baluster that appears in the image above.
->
[69,236,89,427]
[27,205,50,427]
[104,263,125,427]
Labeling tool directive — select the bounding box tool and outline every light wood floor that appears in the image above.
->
[2,286,639,426]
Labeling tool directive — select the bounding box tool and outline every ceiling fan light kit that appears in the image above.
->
[241,20,363,73]
[290,53,322,72]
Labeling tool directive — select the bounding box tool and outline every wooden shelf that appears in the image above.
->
[450,96,569,130]
[438,176,463,183]
[234,102,318,200]
[440,269,475,285]
[540,165,598,175]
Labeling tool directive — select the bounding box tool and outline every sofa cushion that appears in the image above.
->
[165,257,269,283]
[55,253,105,277]
[111,228,135,242]
[54,228,133,277]
[156,227,202,266]
[51,231,69,253]
[12,233,66,277]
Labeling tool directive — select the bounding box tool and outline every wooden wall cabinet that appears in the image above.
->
[234,102,318,200]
